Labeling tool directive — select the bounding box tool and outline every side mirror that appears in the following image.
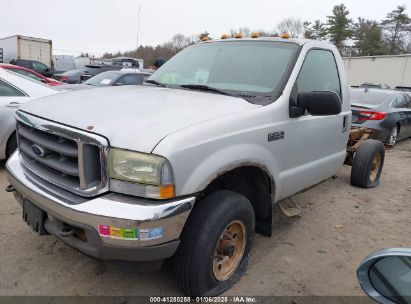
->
[291,91,342,117]
[357,248,411,304]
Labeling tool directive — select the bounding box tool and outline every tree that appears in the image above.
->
[169,34,196,52]
[277,18,303,37]
[256,29,278,37]
[327,4,353,53]
[304,20,328,40]
[353,18,386,56]
[381,5,411,54]
[229,27,251,37]
[303,21,315,39]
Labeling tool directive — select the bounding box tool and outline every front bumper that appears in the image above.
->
[6,152,195,262]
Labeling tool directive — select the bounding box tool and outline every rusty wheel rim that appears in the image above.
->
[213,220,246,281]
[370,153,381,182]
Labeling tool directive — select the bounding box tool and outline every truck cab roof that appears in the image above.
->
[199,36,334,47]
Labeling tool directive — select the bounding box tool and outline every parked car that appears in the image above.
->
[0,63,61,86]
[54,69,85,84]
[111,57,142,68]
[11,59,55,77]
[6,37,384,296]
[58,70,152,90]
[357,248,411,304]
[351,88,411,146]
[121,67,155,74]
[0,68,59,160]
[395,86,411,92]
[79,64,122,82]
[358,83,391,90]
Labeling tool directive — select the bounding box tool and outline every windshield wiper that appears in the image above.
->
[145,79,166,87]
[179,84,229,96]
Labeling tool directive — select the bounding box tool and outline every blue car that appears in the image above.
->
[351,88,411,146]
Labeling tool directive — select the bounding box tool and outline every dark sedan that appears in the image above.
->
[54,68,85,84]
[351,88,411,146]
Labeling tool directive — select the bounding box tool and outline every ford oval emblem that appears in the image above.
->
[31,145,45,157]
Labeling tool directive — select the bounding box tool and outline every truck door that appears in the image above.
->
[281,48,349,198]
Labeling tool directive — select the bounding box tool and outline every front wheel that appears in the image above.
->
[174,190,255,296]
[351,139,385,188]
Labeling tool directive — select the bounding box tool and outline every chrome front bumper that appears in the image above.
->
[6,152,195,262]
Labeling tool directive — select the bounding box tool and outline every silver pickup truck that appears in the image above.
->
[5,36,385,296]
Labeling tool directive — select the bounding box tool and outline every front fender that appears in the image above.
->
[178,143,282,202]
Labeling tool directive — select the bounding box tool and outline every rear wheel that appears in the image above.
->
[387,125,399,146]
[351,139,385,188]
[6,133,17,159]
[174,190,255,296]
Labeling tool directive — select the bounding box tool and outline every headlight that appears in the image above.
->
[108,149,175,199]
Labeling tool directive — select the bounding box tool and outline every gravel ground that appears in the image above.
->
[0,139,410,297]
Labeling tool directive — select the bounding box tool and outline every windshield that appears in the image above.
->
[5,69,56,89]
[148,41,299,102]
[83,66,102,75]
[350,89,393,106]
[84,71,119,86]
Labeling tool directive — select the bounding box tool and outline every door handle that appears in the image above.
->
[5,102,21,108]
[342,115,349,133]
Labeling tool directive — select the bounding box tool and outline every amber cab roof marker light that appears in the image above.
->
[281,32,290,39]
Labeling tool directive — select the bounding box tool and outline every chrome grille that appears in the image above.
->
[15,111,109,197]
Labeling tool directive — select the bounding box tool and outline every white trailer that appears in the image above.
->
[0,35,53,67]
[53,55,75,72]
[343,54,411,88]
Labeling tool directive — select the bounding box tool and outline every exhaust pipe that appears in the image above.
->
[5,185,16,193]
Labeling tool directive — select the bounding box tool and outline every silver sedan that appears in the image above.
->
[0,68,59,159]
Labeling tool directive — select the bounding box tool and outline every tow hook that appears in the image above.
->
[5,185,16,193]
[58,224,75,237]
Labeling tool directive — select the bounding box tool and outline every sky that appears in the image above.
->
[0,0,406,56]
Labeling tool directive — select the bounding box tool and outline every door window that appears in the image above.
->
[32,61,48,73]
[116,74,144,85]
[296,49,341,98]
[393,95,408,108]
[403,94,411,108]
[0,79,25,96]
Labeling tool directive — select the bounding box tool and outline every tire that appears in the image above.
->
[351,139,385,188]
[174,190,255,297]
[387,125,399,146]
[6,133,17,159]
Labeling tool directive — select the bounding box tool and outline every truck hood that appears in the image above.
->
[20,85,259,152]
